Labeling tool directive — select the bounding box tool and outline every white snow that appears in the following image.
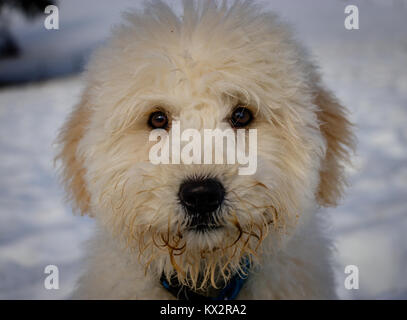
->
[0,0,406,299]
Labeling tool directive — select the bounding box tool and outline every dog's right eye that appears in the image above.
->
[148,111,169,129]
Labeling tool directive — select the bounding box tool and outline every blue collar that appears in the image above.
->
[160,258,250,301]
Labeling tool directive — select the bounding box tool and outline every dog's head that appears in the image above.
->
[56,1,353,289]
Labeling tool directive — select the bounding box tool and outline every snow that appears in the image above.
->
[0,77,94,299]
[0,0,406,299]
[0,0,139,83]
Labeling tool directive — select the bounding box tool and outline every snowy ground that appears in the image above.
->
[0,0,406,299]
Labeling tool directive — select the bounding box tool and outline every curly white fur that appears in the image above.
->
[56,0,354,299]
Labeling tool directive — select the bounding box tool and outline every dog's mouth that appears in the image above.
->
[186,223,223,232]
[185,210,224,233]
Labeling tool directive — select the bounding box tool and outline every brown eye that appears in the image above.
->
[148,111,168,129]
[230,106,253,128]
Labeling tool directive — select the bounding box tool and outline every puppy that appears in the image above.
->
[56,0,354,299]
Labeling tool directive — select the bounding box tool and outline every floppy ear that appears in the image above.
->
[56,94,92,216]
[315,86,354,207]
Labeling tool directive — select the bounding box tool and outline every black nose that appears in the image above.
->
[178,178,225,215]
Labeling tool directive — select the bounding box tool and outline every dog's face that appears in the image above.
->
[57,2,353,289]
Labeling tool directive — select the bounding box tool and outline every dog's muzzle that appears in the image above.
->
[178,178,225,231]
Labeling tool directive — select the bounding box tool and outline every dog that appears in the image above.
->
[56,0,354,299]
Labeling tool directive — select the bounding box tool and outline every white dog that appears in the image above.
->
[57,0,354,299]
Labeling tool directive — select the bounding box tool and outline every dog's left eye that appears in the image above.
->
[230,106,253,128]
